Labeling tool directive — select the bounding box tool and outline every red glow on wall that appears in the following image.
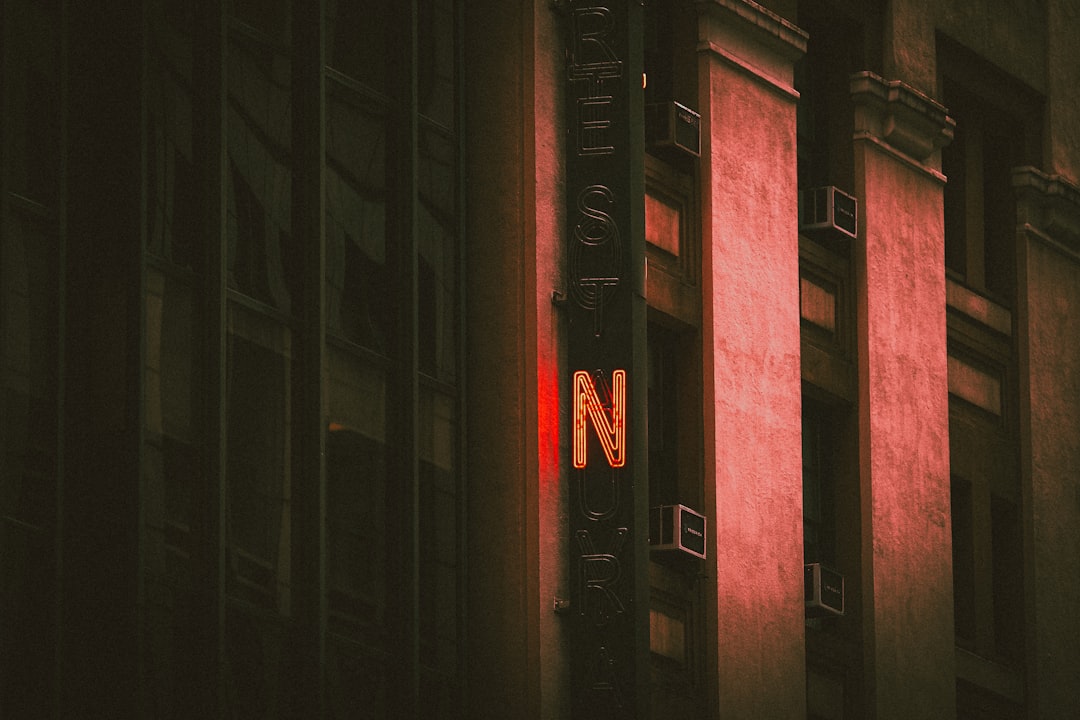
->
[537,355,561,479]
[572,369,627,469]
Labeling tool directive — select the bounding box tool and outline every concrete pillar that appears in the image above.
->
[1044,0,1080,182]
[849,73,956,719]
[696,2,807,717]
[1014,168,1080,719]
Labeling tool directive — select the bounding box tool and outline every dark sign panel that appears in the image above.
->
[563,2,646,717]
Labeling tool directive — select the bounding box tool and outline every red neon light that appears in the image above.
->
[573,369,626,469]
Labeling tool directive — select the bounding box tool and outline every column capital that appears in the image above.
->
[850,71,954,163]
[1014,166,1080,254]
[697,0,807,97]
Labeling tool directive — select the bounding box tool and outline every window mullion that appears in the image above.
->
[193,0,229,713]
[971,485,996,656]
[963,120,986,289]
[400,0,421,709]
[291,0,328,713]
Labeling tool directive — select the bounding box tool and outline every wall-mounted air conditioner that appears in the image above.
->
[645,101,701,158]
[799,186,857,240]
[649,504,706,559]
[804,563,845,617]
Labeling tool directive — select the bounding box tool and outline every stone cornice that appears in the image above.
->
[1013,166,1080,254]
[850,72,955,163]
[696,0,807,98]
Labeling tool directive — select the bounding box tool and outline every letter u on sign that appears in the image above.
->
[573,369,627,469]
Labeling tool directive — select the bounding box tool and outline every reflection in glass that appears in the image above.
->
[419,385,459,710]
[326,0,393,96]
[326,343,391,717]
[224,303,291,718]
[230,0,290,42]
[0,210,59,717]
[142,6,204,709]
[147,0,196,268]
[326,344,388,630]
[2,3,60,713]
[5,0,60,206]
[325,87,392,352]
[144,265,199,716]
[418,0,455,128]
[418,128,457,381]
[226,307,291,607]
[227,26,294,312]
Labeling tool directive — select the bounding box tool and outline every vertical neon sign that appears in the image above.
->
[573,369,627,469]
[563,1,646,717]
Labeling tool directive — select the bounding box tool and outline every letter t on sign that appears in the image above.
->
[573,369,627,469]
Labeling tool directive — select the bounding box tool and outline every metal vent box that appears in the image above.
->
[649,504,706,559]
[645,101,701,157]
[804,563,845,617]
[799,186,857,239]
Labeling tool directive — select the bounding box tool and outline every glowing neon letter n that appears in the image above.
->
[573,369,627,469]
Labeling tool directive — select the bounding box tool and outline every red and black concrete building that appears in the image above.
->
[2,1,1079,718]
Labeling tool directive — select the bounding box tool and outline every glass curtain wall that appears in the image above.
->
[142,1,463,717]
[0,0,63,716]
[143,1,201,715]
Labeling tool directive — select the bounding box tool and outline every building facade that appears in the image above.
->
[1,0,1079,718]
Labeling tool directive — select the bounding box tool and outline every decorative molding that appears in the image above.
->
[948,354,1003,416]
[850,72,955,163]
[1013,166,1080,254]
[696,0,807,99]
[946,278,1012,338]
[955,647,1025,706]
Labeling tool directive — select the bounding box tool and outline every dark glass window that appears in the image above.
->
[5,0,61,206]
[220,6,299,715]
[226,12,295,313]
[1,0,62,713]
[794,6,862,198]
[648,328,680,509]
[327,0,393,97]
[940,55,1041,305]
[802,399,838,568]
[0,213,59,716]
[325,87,393,352]
[324,3,463,717]
[941,45,1031,696]
[418,0,457,129]
[951,476,976,644]
[991,495,1023,660]
[948,359,1022,668]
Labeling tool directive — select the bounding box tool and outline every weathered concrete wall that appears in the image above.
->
[932,0,1080,188]
[885,0,1080,188]
[534,2,571,719]
[882,0,940,93]
[850,73,957,720]
[1046,1,1080,183]
[697,2,808,717]
[936,0,1047,93]
[1015,170,1080,720]
[881,0,1048,99]
[1024,235,1080,719]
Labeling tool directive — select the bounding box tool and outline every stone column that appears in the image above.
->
[849,72,956,719]
[696,2,807,717]
[1013,167,1080,720]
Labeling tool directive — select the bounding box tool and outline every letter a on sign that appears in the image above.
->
[573,369,627,469]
